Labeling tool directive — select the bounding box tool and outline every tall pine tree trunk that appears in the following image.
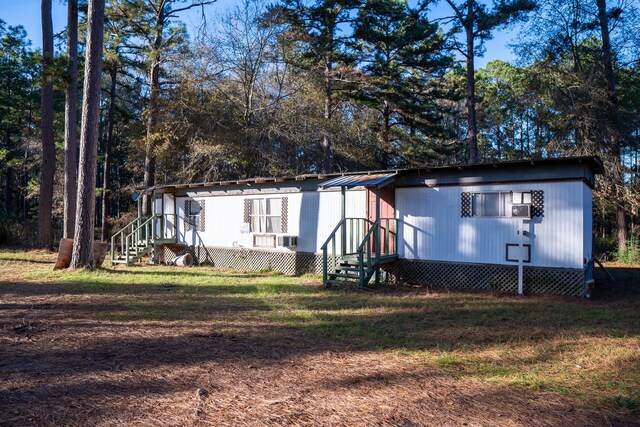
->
[382,101,391,168]
[101,66,117,241]
[465,2,479,165]
[142,13,164,216]
[321,49,333,174]
[38,0,55,248]
[70,0,105,268]
[63,0,78,239]
[141,61,159,215]
[596,0,627,252]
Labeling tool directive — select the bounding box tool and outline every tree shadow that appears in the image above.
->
[593,266,640,301]
[1,265,639,425]
[0,256,55,264]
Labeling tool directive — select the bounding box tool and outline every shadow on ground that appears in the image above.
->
[0,255,638,425]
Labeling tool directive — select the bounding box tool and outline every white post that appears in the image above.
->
[518,219,524,295]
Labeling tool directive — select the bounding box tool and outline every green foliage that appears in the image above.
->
[594,235,618,260]
[273,0,360,69]
[610,396,639,411]
[615,239,640,265]
[0,20,41,239]
[1,0,638,249]
[347,0,455,167]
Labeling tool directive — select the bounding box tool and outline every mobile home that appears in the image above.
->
[110,156,602,296]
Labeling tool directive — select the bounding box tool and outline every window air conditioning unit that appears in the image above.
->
[512,204,532,218]
[277,235,298,248]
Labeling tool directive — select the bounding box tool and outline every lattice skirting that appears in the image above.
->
[156,245,585,296]
[383,260,586,296]
[157,245,323,276]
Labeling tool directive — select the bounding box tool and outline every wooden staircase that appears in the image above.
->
[110,216,155,266]
[326,257,364,286]
[111,240,154,265]
[322,218,398,288]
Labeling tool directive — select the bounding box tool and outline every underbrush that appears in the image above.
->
[615,239,640,264]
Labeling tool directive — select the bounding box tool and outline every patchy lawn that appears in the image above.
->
[0,249,638,426]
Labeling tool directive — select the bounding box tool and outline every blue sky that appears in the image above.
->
[0,0,520,68]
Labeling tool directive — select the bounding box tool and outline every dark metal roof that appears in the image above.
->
[148,156,602,192]
[318,172,397,189]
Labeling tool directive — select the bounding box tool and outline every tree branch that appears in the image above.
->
[166,1,217,18]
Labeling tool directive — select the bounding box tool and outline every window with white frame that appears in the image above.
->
[511,191,532,205]
[248,198,282,233]
[184,200,205,231]
[463,190,536,218]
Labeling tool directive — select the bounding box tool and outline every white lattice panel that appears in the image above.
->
[383,260,584,296]
[157,245,323,275]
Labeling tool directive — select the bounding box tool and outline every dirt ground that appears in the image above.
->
[1,251,638,426]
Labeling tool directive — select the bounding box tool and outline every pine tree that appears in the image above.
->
[110,0,216,215]
[443,0,536,164]
[273,0,361,173]
[63,0,79,239]
[595,0,627,252]
[70,0,106,268]
[351,0,452,167]
[100,5,131,242]
[0,22,38,227]
[37,0,55,248]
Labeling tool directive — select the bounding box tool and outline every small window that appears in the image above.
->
[185,200,205,232]
[253,234,276,248]
[187,201,200,229]
[249,198,282,233]
[512,191,532,204]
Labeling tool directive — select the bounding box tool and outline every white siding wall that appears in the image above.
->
[162,193,176,239]
[175,189,366,253]
[167,180,591,269]
[396,181,588,268]
[583,184,593,263]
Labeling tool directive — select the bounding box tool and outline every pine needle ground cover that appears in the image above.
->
[1,249,638,426]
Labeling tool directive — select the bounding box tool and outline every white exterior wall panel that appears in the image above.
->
[583,184,593,263]
[396,181,586,268]
[175,189,366,253]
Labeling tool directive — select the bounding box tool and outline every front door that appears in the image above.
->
[153,192,176,241]
[366,185,395,255]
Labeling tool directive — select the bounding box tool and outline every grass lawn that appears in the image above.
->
[1,249,639,426]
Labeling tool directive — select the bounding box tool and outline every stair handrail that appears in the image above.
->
[125,216,155,244]
[110,216,150,262]
[321,218,345,286]
[378,217,398,256]
[123,216,155,265]
[356,218,380,283]
[320,218,345,252]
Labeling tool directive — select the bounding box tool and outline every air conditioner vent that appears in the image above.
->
[277,235,298,248]
[512,204,532,218]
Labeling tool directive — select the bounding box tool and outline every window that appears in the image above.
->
[463,191,535,218]
[472,192,507,217]
[512,191,532,204]
[471,191,533,217]
[248,198,282,233]
[185,200,205,232]
[253,234,276,248]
